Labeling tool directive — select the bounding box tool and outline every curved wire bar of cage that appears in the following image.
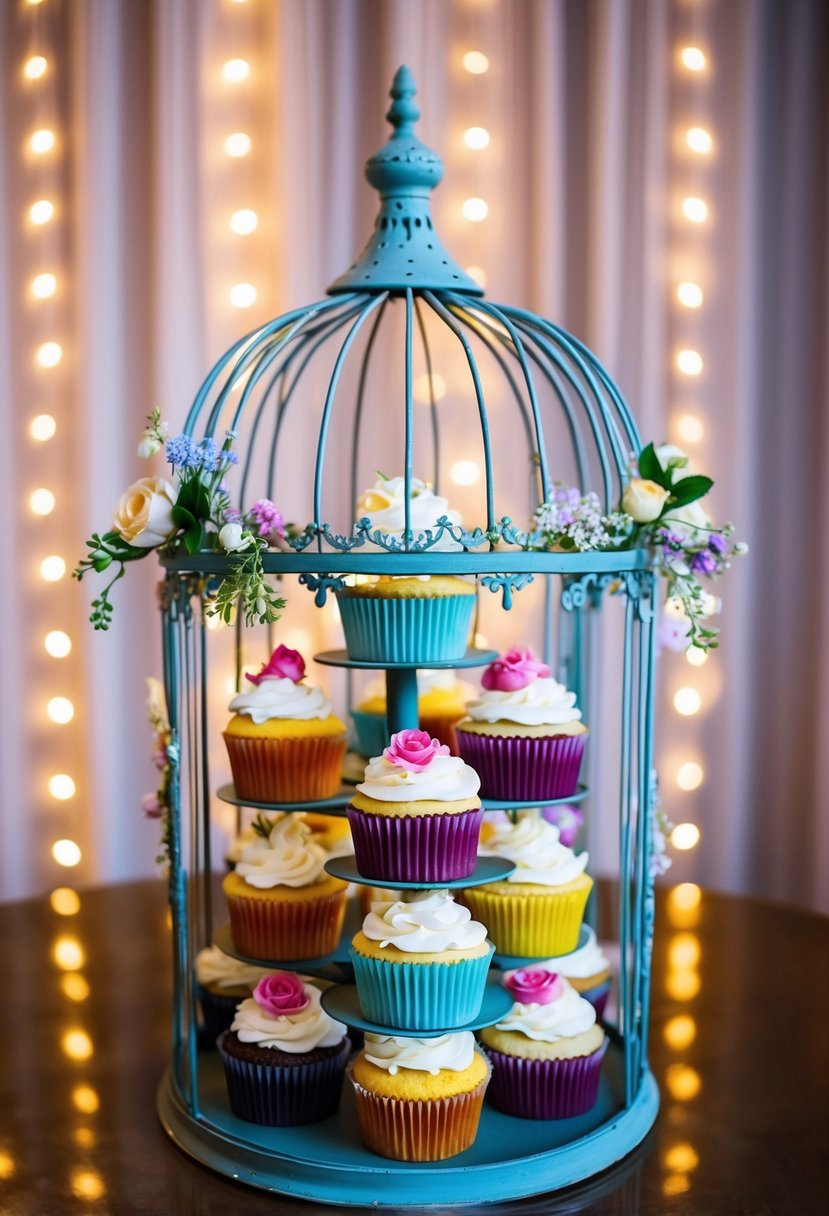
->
[414,298,441,495]
[349,298,390,519]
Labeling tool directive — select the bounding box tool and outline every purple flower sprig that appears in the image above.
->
[654,522,747,651]
[246,498,286,541]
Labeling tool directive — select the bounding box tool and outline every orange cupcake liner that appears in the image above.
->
[459,881,592,957]
[226,888,347,962]
[223,732,346,803]
[350,1072,489,1162]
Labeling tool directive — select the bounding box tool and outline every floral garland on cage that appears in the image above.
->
[74,411,286,629]
[141,678,173,867]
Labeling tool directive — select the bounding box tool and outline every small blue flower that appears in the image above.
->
[198,437,220,472]
[223,451,239,466]
[166,434,201,469]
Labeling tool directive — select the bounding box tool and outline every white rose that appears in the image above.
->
[219,522,254,553]
[663,499,711,538]
[621,478,670,524]
[655,443,693,476]
[138,436,162,459]
[113,476,177,547]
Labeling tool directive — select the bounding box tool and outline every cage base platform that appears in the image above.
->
[157,1044,658,1207]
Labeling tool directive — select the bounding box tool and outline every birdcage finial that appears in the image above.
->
[328,68,483,295]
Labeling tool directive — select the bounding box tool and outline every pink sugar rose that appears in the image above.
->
[253,972,310,1018]
[482,646,551,692]
[383,728,450,773]
[506,968,565,1006]
[246,643,306,686]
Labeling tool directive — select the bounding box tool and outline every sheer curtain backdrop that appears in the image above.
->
[1,0,826,911]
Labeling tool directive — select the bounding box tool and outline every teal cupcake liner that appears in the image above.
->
[335,592,475,663]
[350,943,495,1030]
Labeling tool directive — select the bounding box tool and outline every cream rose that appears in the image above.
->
[622,478,669,524]
[113,477,177,547]
[219,522,254,553]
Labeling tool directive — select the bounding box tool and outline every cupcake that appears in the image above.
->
[347,729,482,883]
[218,972,350,1125]
[351,889,493,1030]
[455,647,587,801]
[223,644,347,803]
[479,969,607,1119]
[336,475,476,663]
[352,671,475,759]
[226,811,350,870]
[223,816,348,960]
[195,945,272,1042]
[503,927,612,1020]
[350,1031,490,1161]
[460,809,592,957]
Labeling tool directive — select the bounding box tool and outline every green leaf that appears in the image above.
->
[182,523,204,555]
[172,504,196,531]
[637,443,668,487]
[668,475,714,510]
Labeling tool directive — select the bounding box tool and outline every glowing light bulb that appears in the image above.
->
[664,1014,696,1050]
[48,696,75,724]
[667,1063,701,1101]
[676,349,703,376]
[686,127,712,154]
[40,555,66,581]
[680,47,706,71]
[686,646,708,667]
[72,1084,100,1114]
[70,1168,105,1200]
[32,272,57,298]
[222,58,250,82]
[677,761,704,791]
[665,1144,699,1173]
[462,51,490,74]
[677,413,704,443]
[36,341,62,368]
[26,0,47,6]
[52,839,82,867]
[682,197,708,223]
[669,883,701,910]
[73,1127,95,1148]
[30,488,55,515]
[229,283,257,308]
[673,687,702,716]
[671,822,701,850]
[50,887,81,915]
[669,933,701,969]
[49,774,76,800]
[45,630,72,657]
[666,968,701,1001]
[676,282,703,308]
[31,413,57,440]
[63,973,90,1002]
[464,126,490,150]
[0,1150,14,1180]
[413,372,447,403]
[52,935,85,970]
[24,55,48,80]
[224,132,251,157]
[466,265,487,288]
[29,128,55,154]
[230,208,258,234]
[451,460,481,486]
[462,197,489,222]
[29,199,55,225]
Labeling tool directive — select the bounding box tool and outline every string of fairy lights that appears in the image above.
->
[665,12,716,864]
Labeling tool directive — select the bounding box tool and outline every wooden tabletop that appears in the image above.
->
[0,879,826,1215]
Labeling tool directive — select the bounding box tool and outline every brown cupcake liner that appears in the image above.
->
[458,881,592,957]
[223,732,346,803]
[350,1071,489,1162]
[226,888,347,961]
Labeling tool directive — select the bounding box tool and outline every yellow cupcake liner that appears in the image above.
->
[350,1072,489,1162]
[459,879,592,958]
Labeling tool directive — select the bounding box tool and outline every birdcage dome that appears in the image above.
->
[168,65,649,597]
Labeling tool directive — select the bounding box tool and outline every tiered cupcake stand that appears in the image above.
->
[155,67,659,1207]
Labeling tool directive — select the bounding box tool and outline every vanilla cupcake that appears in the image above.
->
[479,970,607,1119]
[351,1031,490,1161]
[223,816,348,960]
[504,927,613,1019]
[347,729,482,883]
[223,644,346,803]
[455,648,587,801]
[461,809,592,957]
[195,945,272,1042]
[218,972,350,1125]
[351,889,493,1030]
[336,475,476,663]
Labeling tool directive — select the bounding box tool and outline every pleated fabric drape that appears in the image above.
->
[1,0,826,911]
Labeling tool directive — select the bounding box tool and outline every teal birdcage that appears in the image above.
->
[156,68,659,1205]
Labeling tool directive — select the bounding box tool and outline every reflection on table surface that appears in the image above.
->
[0,879,826,1215]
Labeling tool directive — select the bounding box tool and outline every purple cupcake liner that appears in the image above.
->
[484,1039,608,1120]
[455,730,586,802]
[346,805,483,883]
[217,1033,351,1126]
[198,986,241,1044]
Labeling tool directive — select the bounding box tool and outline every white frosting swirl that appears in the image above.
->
[465,678,583,727]
[357,475,462,550]
[479,811,588,886]
[363,1031,476,1075]
[195,945,271,990]
[362,889,488,953]
[506,928,610,982]
[234,816,326,889]
[357,753,480,803]
[495,982,597,1042]
[231,985,346,1053]
[228,676,334,725]
[323,824,354,861]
